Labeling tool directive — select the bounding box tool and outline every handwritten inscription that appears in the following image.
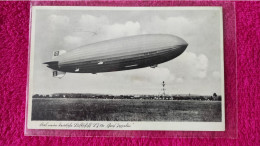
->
[39,122,133,129]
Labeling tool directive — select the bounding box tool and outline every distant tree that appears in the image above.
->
[213,93,218,100]
[33,94,39,98]
[217,96,222,101]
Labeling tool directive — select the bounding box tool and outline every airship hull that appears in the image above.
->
[44,34,188,75]
[58,45,186,73]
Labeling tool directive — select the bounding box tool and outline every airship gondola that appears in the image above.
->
[44,34,188,78]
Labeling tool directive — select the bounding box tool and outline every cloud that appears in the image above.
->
[79,14,109,31]
[60,15,142,49]
[168,51,209,80]
[77,15,142,42]
[63,35,83,47]
[143,14,220,59]
[48,15,70,30]
[145,16,194,37]
[119,67,175,84]
[92,67,174,88]
[176,78,184,83]
[103,21,141,39]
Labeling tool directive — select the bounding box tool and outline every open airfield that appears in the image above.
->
[31,97,221,122]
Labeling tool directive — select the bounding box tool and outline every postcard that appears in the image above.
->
[27,6,224,131]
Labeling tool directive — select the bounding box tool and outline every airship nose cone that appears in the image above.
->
[175,36,188,46]
[178,41,188,54]
[181,39,188,46]
[179,43,188,53]
[179,38,188,51]
[166,34,188,46]
[173,36,188,52]
[167,35,188,55]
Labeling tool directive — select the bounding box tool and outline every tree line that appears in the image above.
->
[32,93,221,101]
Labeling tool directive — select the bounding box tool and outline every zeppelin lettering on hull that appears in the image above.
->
[43,34,188,78]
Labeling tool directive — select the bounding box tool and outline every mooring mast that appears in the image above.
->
[162,81,166,96]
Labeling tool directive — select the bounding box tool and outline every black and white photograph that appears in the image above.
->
[27,6,224,131]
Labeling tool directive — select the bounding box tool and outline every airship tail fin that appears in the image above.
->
[52,50,66,59]
[53,70,66,79]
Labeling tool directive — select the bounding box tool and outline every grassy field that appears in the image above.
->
[31,98,221,122]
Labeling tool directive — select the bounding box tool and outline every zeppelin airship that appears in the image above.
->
[44,34,188,78]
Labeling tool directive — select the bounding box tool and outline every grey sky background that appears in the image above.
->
[32,8,222,95]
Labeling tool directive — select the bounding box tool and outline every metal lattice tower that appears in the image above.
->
[162,81,166,96]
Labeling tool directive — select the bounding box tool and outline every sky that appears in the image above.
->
[32,7,223,95]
